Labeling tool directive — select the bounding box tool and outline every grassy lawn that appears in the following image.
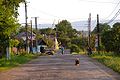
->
[0,53,38,71]
[90,52,120,73]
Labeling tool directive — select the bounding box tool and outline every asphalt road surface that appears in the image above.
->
[0,54,120,80]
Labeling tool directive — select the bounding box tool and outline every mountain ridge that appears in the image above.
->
[34,20,119,31]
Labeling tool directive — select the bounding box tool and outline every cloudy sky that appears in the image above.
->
[18,0,120,25]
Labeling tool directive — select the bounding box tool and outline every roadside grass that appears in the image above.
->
[90,52,120,73]
[0,53,38,71]
[72,51,86,55]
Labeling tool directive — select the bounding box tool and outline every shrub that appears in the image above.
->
[69,44,80,53]
[90,52,120,73]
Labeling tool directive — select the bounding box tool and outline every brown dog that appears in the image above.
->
[75,58,80,66]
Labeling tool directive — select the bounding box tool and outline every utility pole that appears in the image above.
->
[30,20,33,53]
[97,14,100,54]
[82,30,84,51]
[88,13,91,47]
[56,20,60,38]
[32,17,39,53]
[24,1,29,53]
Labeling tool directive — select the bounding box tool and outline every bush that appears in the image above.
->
[90,52,120,73]
[0,53,37,70]
[69,44,80,53]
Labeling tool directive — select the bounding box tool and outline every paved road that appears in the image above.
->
[0,54,120,80]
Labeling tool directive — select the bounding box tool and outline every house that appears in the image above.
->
[14,31,36,53]
[36,39,48,53]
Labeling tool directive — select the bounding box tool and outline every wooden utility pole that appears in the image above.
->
[30,20,33,53]
[56,20,60,38]
[32,17,39,53]
[97,14,100,54]
[88,13,91,47]
[25,1,29,53]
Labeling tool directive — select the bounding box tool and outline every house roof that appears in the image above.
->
[15,32,36,40]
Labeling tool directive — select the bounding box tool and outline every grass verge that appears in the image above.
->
[90,52,120,73]
[0,53,38,71]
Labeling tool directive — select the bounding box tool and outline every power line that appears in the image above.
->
[28,6,96,21]
[78,0,117,4]
[107,9,120,24]
[29,6,61,19]
[105,0,120,19]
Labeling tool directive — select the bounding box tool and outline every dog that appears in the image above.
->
[75,58,80,66]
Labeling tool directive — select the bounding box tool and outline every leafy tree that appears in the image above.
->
[43,37,54,48]
[55,20,77,48]
[10,39,20,47]
[92,23,111,51]
[71,37,86,51]
[100,22,120,54]
[92,23,111,35]
[40,28,56,35]
[0,0,25,56]
[90,34,96,49]
[68,44,80,53]
[101,30,113,52]
[111,23,120,54]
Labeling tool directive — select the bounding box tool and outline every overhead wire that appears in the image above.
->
[21,0,120,30]
[78,0,117,4]
[29,6,61,19]
[107,9,120,24]
[104,0,120,20]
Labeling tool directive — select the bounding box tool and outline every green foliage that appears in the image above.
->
[0,53,37,70]
[92,23,111,50]
[68,44,80,53]
[71,37,85,51]
[43,37,54,48]
[17,39,25,49]
[92,23,111,35]
[101,22,120,54]
[56,20,77,38]
[58,37,71,48]
[92,22,120,54]
[91,52,120,73]
[40,28,56,35]
[55,20,77,47]
[90,34,96,49]
[112,23,120,54]
[10,39,20,47]
[101,30,114,52]
[0,0,24,55]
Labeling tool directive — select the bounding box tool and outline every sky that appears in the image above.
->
[18,0,120,29]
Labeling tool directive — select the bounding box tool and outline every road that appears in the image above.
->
[0,54,120,80]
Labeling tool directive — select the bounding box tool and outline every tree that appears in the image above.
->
[40,28,56,35]
[92,23,111,51]
[101,30,113,52]
[100,22,120,54]
[0,0,24,57]
[111,23,120,54]
[92,23,111,35]
[55,20,77,48]
[69,44,80,53]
